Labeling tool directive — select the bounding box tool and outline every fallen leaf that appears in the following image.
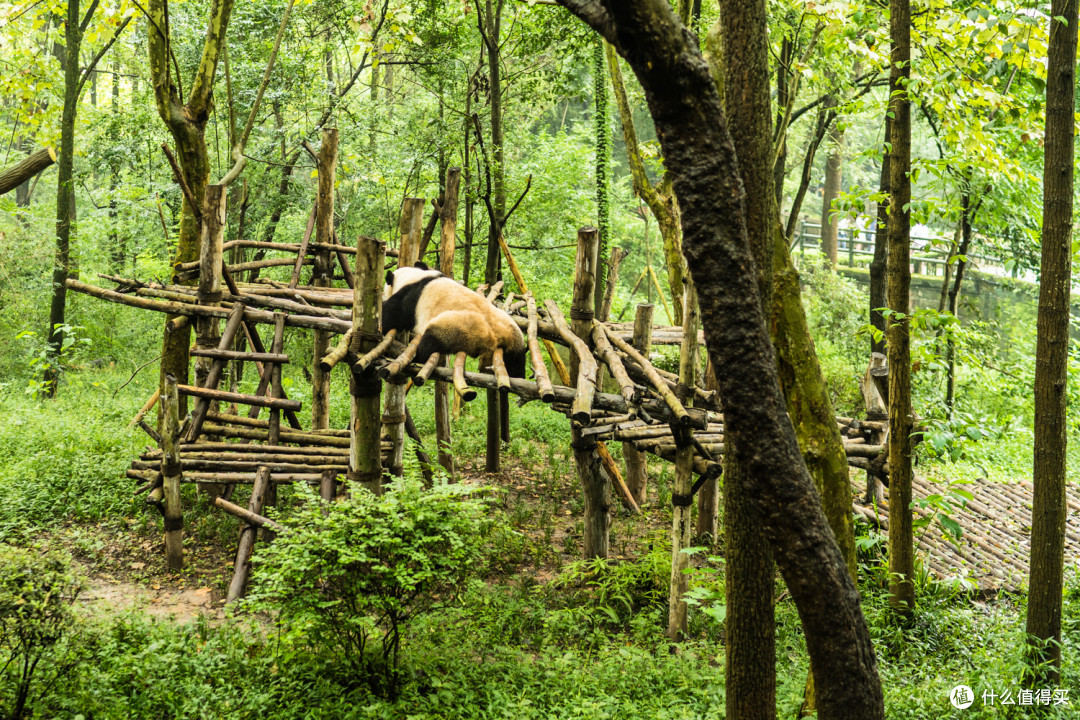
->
[194,587,211,596]
[129,562,146,570]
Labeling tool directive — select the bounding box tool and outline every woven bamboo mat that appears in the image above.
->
[851,475,1080,592]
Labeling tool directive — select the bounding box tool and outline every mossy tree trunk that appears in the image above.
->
[557,1,885,717]
[606,43,683,325]
[148,0,236,415]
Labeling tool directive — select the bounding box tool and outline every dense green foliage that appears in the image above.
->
[245,476,489,696]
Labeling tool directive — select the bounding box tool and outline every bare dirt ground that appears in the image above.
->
[59,452,672,624]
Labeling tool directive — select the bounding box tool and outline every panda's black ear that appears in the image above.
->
[385,270,395,285]
[414,261,429,271]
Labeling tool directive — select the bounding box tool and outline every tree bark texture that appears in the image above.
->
[0,148,54,197]
[819,115,843,268]
[556,2,884,717]
[1026,0,1078,681]
[869,115,891,355]
[606,43,684,325]
[148,0,236,415]
[886,0,915,620]
[594,38,611,313]
[311,128,338,431]
[44,0,83,397]
[717,0,777,716]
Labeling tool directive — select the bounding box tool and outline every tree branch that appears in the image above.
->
[218,0,295,187]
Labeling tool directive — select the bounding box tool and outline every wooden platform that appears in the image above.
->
[852,475,1080,592]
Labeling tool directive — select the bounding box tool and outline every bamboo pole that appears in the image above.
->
[543,300,597,424]
[591,321,636,408]
[352,330,398,373]
[311,128,338,432]
[435,167,460,476]
[525,294,555,402]
[225,466,272,602]
[452,352,476,401]
[161,374,184,571]
[491,347,511,393]
[180,384,302,411]
[348,237,386,494]
[65,279,351,333]
[319,329,353,371]
[603,324,691,426]
[568,226,609,559]
[384,199,424,477]
[413,353,442,386]
[187,302,248,442]
[383,332,424,380]
[201,422,351,447]
[190,348,289,364]
[623,304,654,506]
[496,234,572,385]
[128,389,161,429]
[668,278,699,641]
[598,246,629,323]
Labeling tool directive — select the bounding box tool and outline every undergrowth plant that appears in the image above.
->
[0,544,83,720]
[244,470,490,697]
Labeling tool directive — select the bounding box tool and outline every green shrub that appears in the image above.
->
[0,544,83,720]
[245,475,490,697]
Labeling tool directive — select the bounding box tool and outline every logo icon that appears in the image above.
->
[950,685,974,709]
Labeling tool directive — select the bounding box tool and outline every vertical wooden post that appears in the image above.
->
[668,278,699,640]
[623,303,653,505]
[570,226,609,559]
[161,373,184,571]
[384,199,424,477]
[311,128,338,431]
[435,167,460,476]
[261,312,286,542]
[695,356,721,538]
[226,465,270,602]
[349,238,386,494]
[194,185,226,497]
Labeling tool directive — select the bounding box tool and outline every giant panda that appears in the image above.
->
[382,261,527,379]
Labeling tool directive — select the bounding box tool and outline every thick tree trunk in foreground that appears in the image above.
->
[715,0,777,715]
[557,2,883,717]
[886,0,915,621]
[1026,0,1078,682]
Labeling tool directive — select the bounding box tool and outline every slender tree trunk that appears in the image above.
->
[819,111,842,267]
[716,0,776,716]
[1026,0,1078,682]
[886,0,914,620]
[44,0,84,397]
[773,31,793,206]
[594,38,610,312]
[607,43,684,325]
[944,189,972,414]
[869,114,891,355]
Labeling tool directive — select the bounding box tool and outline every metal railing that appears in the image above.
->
[791,220,1022,281]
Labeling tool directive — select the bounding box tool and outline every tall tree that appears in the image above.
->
[593,37,610,313]
[556,1,884,717]
[1026,0,1078,682]
[713,0,777,715]
[819,110,843,267]
[148,0,236,411]
[607,45,684,325]
[44,1,129,396]
[886,0,915,619]
[868,114,891,355]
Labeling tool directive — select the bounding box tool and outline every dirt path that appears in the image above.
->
[78,572,225,622]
